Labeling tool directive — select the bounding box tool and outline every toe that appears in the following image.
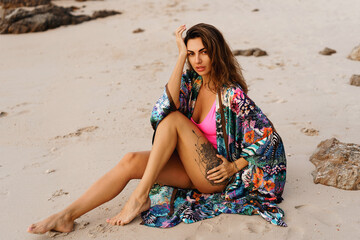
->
[27,224,35,233]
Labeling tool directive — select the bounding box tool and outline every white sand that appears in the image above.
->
[1,0,359,239]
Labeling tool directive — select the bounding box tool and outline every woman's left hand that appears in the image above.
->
[207,154,235,183]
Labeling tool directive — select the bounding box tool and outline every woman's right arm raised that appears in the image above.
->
[167,25,188,109]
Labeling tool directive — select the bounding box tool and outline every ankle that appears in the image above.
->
[58,209,76,222]
[131,190,149,203]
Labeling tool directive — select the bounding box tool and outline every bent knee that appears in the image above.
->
[117,152,147,179]
[160,111,186,125]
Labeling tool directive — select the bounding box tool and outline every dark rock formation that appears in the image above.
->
[0,5,121,34]
[92,10,120,19]
[310,138,360,190]
[0,111,8,118]
[350,74,360,86]
[0,0,50,8]
[319,47,336,55]
[233,48,267,57]
[348,44,360,61]
[132,28,144,33]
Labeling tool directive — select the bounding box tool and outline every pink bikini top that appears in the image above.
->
[190,100,217,149]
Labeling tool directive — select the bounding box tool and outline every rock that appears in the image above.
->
[132,27,144,33]
[0,0,50,9]
[45,169,55,174]
[310,138,360,190]
[0,111,8,117]
[253,48,267,57]
[350,74,360,86]
[0,5,121,34]
[252,9,259,12]
[92,10,120,19]
[233,48,267,57]
[319,47,336,55]
[348,44,360,61]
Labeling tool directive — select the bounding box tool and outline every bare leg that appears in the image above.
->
[27,151,192,234]
[108,111,226,226]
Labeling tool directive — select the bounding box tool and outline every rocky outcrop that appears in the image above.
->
[319,47,336,55]
[0,0,50,8]
[310,138,360,190]
[348,44,360,61]
[350,74,360,86]
[233,48,267,57]
[0,5,121,34]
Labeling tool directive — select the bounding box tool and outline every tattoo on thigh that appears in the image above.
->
[192,130,226,186]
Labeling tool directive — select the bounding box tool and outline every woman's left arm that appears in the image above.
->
[206,155,248,183]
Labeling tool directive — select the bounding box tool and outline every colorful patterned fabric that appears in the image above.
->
[144,70,287,228]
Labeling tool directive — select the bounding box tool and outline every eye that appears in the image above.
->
[201,50,207,55]
[187,52,194,56]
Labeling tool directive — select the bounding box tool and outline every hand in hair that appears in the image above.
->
[175,25,187,56]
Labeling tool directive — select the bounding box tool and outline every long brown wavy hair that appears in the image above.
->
[184,23,248,94]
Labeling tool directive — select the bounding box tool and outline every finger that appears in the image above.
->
[214,177,227,183]
[176,25,186,34]
[179,26,186,34]
[207,172,223,180]
[216,154,226,162]
[207,166,221,174]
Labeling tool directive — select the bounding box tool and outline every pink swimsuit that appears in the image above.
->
[191,100,217,149]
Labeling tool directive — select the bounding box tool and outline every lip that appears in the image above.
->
[195,66,206,72]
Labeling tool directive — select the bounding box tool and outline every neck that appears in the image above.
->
[201,74,216,92]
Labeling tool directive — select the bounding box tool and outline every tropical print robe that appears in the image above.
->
[141,70,287,227]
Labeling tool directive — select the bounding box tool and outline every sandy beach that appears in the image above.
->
[1,0,359,239]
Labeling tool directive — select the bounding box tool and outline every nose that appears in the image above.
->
[195,54,202,64]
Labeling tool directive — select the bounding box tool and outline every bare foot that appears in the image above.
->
[107,196,151,226]
[27,212,74,234]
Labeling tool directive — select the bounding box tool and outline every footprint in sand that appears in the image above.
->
[88,223,117,238]
[295,204,342,227]
[285,226,306,240]
[185,221,218,240]
[48,230,69,238]
[241,221,271,234]
[48,189,69,201]
[75,221,90,230]
[300,127,319,136]
[10,102,30,110]
[54,126,98,139]
[196,221,216,233]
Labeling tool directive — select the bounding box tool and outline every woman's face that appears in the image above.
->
[187,37,211,78]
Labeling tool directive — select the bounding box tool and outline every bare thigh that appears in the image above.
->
[155,111,227,193]
[127,151,194,189]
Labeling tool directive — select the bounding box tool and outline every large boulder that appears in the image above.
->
[0,0,50,9]
[0,5,121,34]
[310,138,360,190]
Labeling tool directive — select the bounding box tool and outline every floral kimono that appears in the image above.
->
[141,70,287,227]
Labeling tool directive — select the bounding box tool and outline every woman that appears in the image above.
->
[28,23,287,234]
